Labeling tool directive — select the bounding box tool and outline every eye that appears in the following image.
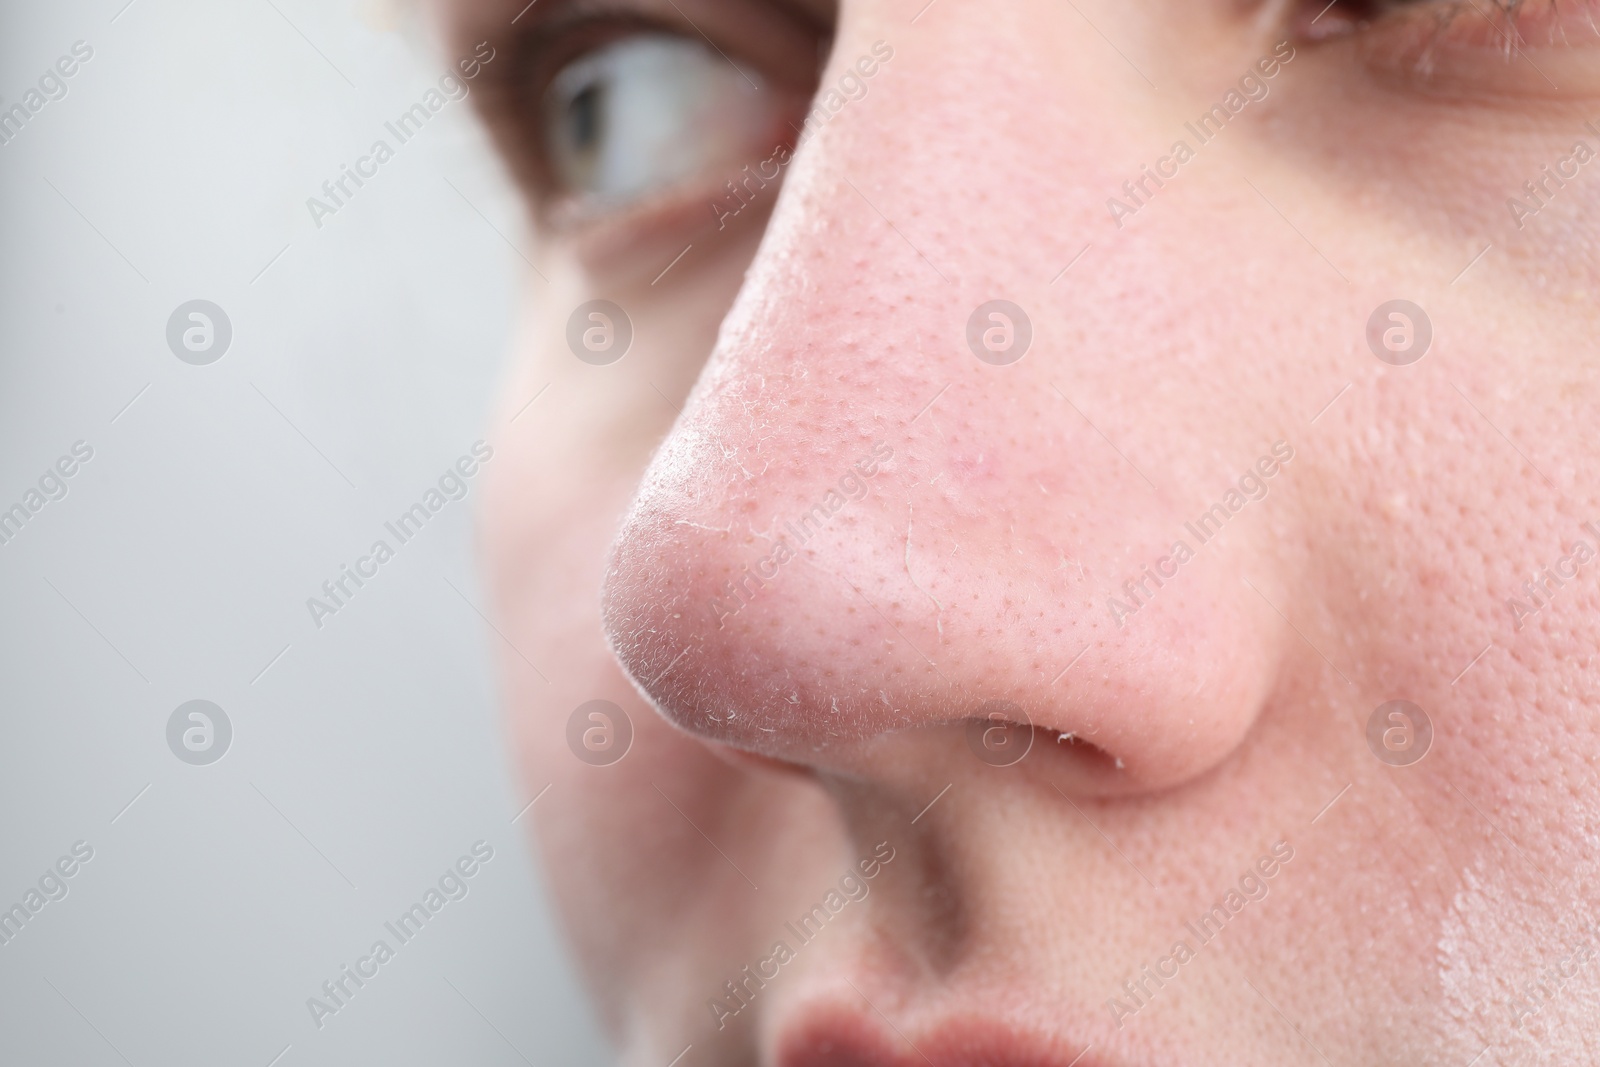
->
[541,33,778,210]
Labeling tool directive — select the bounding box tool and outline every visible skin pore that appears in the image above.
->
[445,0,1600,1062]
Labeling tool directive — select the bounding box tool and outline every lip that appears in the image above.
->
[772,995,1149,1067]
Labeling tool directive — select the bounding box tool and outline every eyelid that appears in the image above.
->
[483,0,827,103]
[1350,0,1600,98]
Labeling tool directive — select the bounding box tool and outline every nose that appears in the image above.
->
[602,10,1287,795]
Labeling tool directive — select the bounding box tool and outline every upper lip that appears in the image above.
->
[773,995,1142,1067]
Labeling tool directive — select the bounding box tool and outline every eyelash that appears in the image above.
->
[1314,0,1581,42]
[1316,0,1599,87]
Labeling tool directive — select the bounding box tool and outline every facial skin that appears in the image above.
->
[443,0,1600,1062]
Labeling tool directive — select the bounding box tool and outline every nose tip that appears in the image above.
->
[602,421,913,747]
[600,393,1283,795]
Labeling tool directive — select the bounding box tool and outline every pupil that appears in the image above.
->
[567,83,601,153]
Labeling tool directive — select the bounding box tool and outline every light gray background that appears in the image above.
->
[0,1,608,1063]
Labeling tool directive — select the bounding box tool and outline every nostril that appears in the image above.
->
[958,702,1145,795]
[961,703,1126,780]
[962,702,1038,768]
[1045,729,1128,786]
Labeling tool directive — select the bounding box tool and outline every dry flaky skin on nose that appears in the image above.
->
[598,147,1290,794]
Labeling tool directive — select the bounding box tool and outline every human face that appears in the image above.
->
[449,0,1600,1062]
